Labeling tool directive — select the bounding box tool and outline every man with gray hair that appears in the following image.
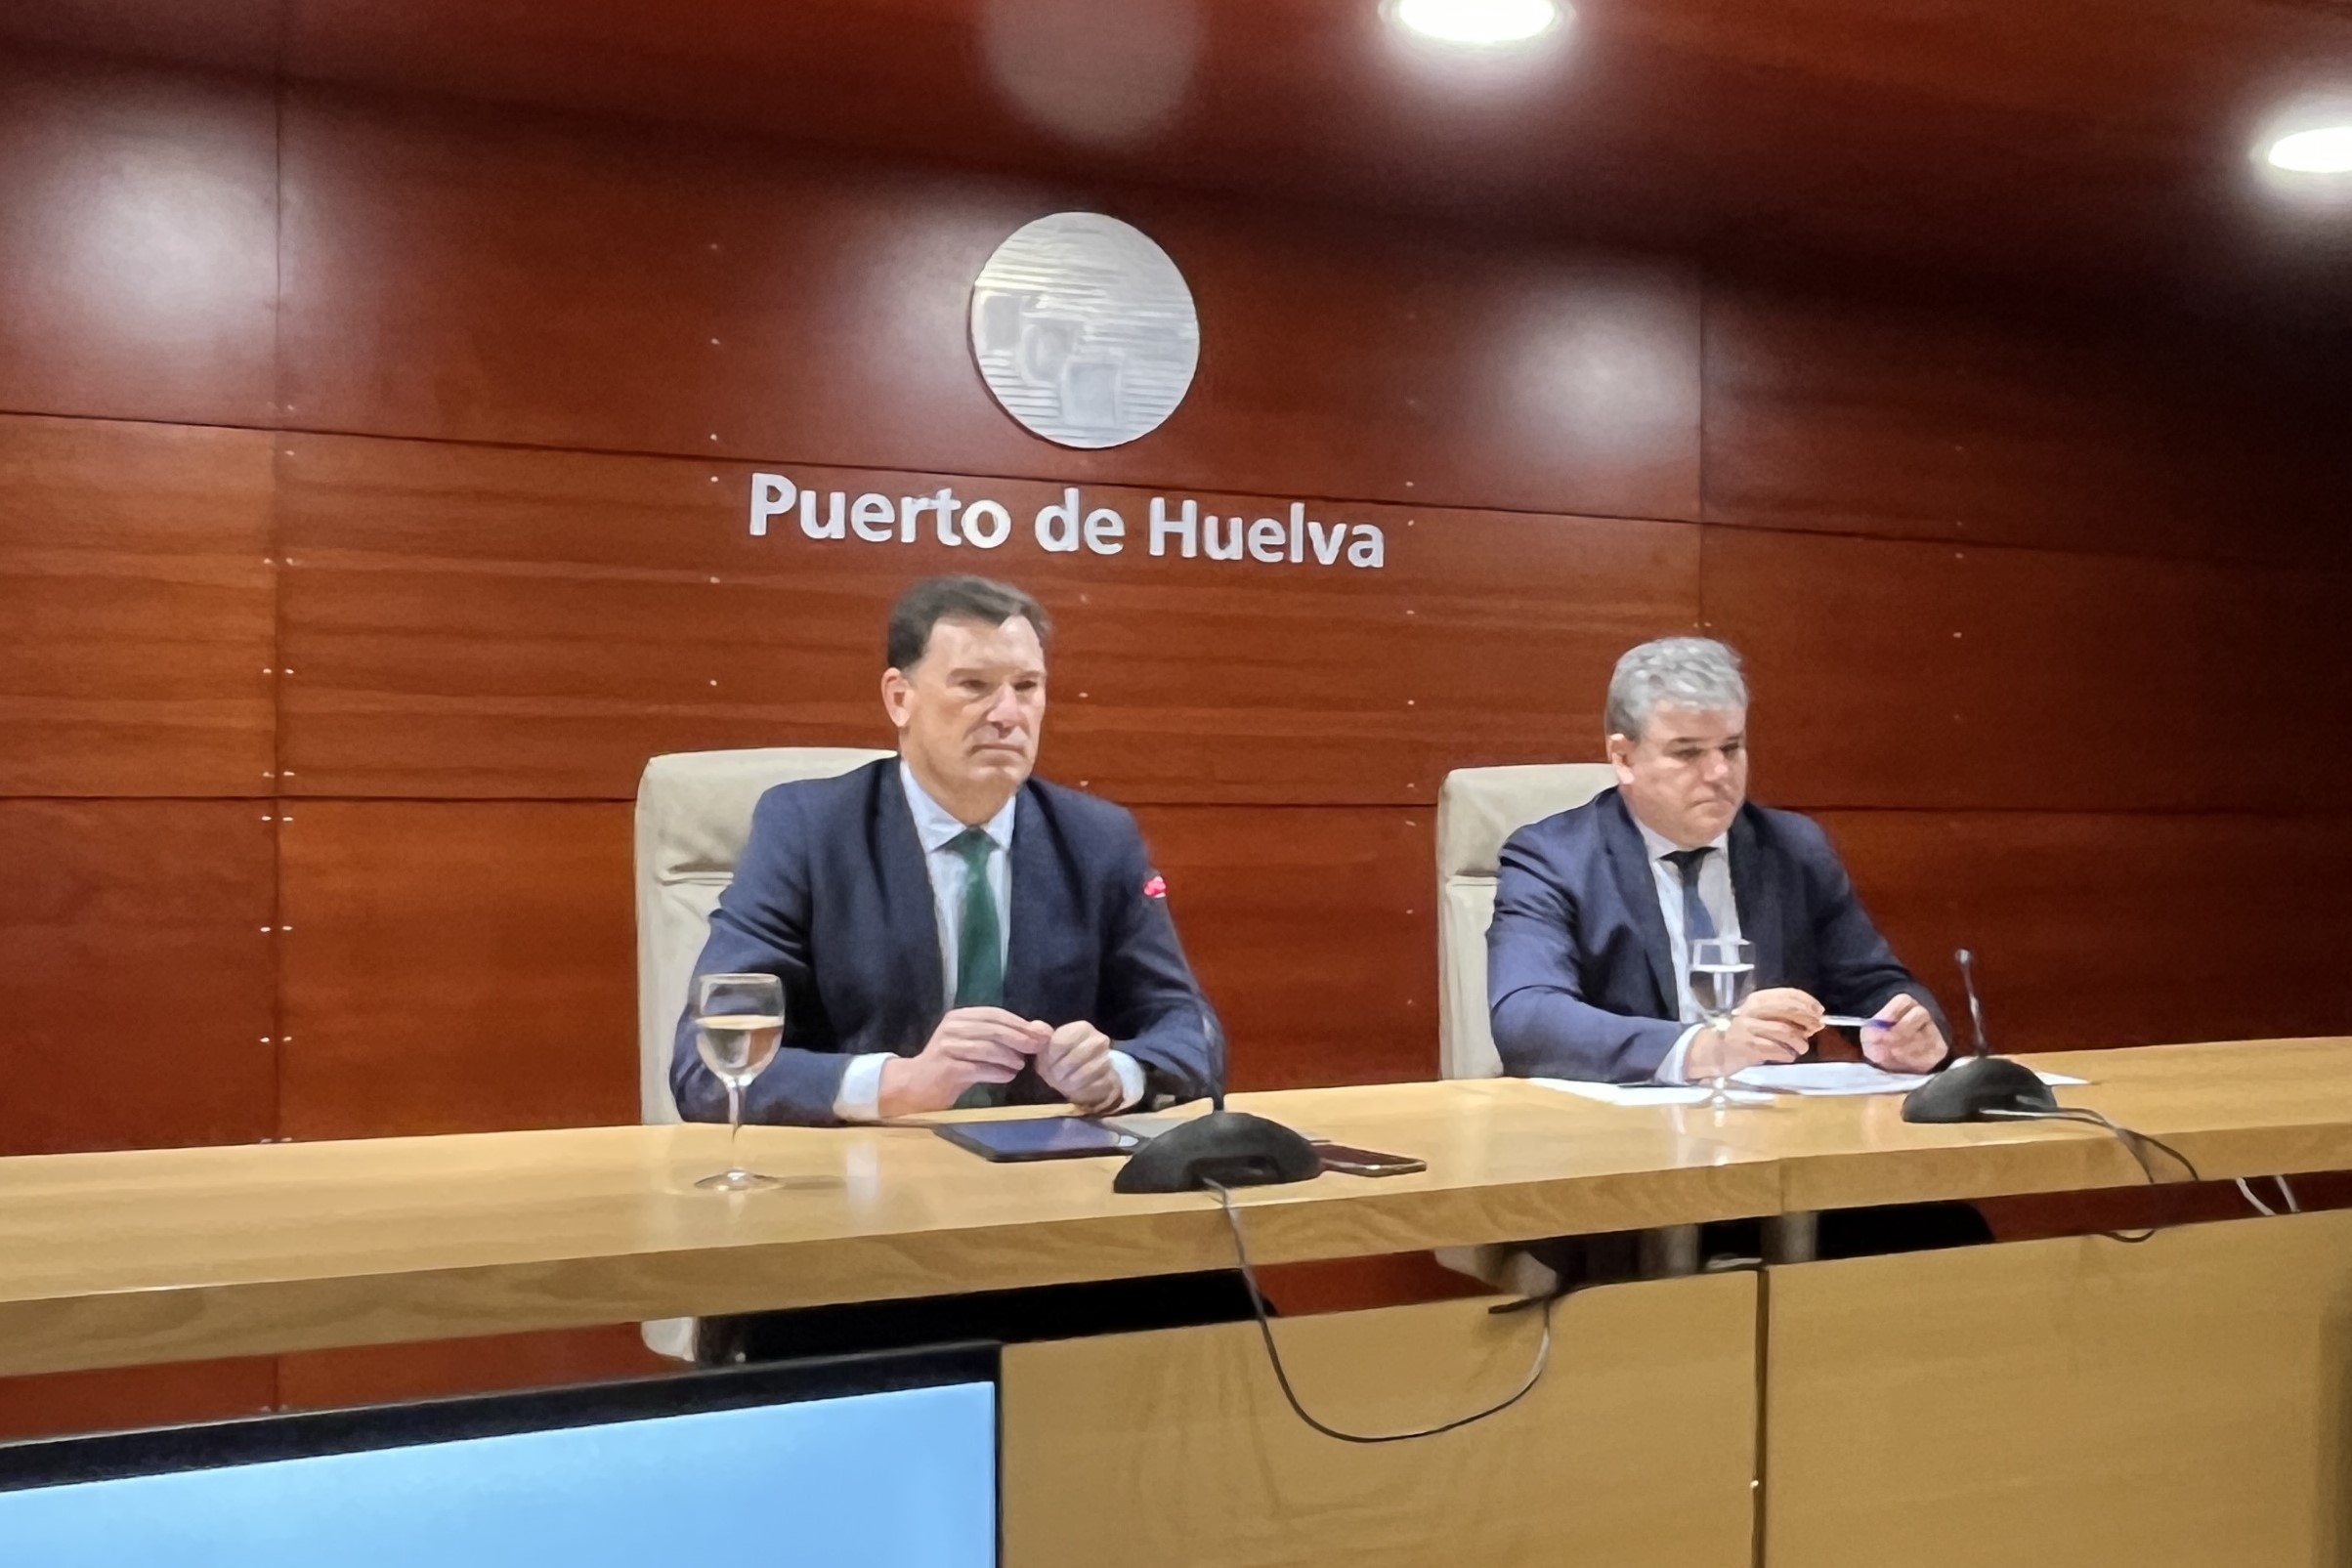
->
[1487,635,1949,1084]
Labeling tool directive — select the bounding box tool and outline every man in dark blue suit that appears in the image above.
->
[673,574,1213,1126]
[1489,635,1951,1084]
[1490,636,1979,1268]
[680,575,1241,1361]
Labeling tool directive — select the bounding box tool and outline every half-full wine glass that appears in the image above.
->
[1690,938,1756,1112]
[694,972,785,1192]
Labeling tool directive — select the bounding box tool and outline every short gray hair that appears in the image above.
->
[1606,637,1748,740]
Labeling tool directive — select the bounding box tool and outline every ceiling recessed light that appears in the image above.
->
[2266,125,2352,174]
[1391,0,1563,47]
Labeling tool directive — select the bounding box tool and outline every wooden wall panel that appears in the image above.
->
[277,802,639,1140]
[1819,811,2352,1056]
[1702,279,2352,569]
[1134,807,1435,1090]
[277,85,1702,521]
[4,42,2352,1443]
[0,2,281,72]
[1704,526,2352,814]
[273,798,1432,1142]
[0,1359,274,1443]
[278,1325,663,1411]
[277,434,1697,803]
[0,801,277,1156]
[13,2,2352,326]
[1978,1171,2352,1246]
[0,415,276,795]
[0,54,277,426]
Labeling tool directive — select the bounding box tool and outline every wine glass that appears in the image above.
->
[1690,938,1756,1111]
[694,972,785,1192]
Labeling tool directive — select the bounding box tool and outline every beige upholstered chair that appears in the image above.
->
[633,745,893,1357]
[1435,763,1620,1081]
[1433,762,1618,1293]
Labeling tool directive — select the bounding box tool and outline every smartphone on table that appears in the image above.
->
[1311,1142,1427,1177]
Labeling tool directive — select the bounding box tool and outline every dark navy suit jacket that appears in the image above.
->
[671,759,1214,1124]
[1486,787,1946,1083]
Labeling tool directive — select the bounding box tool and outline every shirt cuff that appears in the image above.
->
[831,1052,893,1122]
[1108,1049,1147,1112]
[1652,1025,1706,1086]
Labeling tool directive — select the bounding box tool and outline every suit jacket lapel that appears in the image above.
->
[1728,808,1786,988]
[1601,790,1677,1017]
[877,764,947,1019]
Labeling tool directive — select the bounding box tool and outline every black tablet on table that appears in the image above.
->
[932,1117,1139,1162]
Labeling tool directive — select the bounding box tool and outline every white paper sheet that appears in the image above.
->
[1099,1113,1327,1143]
[1732,1062,1933,1096]
[1528,1080,1714,1107]
[1732,1062,2086,1096]
[1531,1062,2086,1103]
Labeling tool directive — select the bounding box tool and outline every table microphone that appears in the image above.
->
[1900,948,2059,1123]
[1112,1003,1320,1193]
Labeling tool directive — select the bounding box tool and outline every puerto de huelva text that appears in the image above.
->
[749,474,1389,569]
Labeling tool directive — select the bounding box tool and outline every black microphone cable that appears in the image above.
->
[1204,1180,1557,1444]
[1981,1105,2200,1243]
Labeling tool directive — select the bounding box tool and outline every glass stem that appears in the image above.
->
[727,1081,744,1172]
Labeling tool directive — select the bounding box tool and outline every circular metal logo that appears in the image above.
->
[969,213,1199,449]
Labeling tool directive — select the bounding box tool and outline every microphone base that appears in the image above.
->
[1112,1111,1322,1194]
[1901,1055,2058,1123]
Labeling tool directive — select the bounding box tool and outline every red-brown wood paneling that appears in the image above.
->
[1820,810,2352,1055]
[275,435,1697,803]
[1981,1172,2352,1244]
[278,1326,665,1411]
[0,53,278,426]
[1703,526,2352,815]
[0,1359,275,1443]
[0,37,2348,1442]
[12,1,2349,318]
[1260,1254,1492,1317]
[277,84,1703,521]
[0,414,276,796]
[1133,806,1435,1090]
[0,2,281,72]
[274,796,1433,1140]
[276,801,638,1140]
[1702,279,2352,569]
[0,801,278,1155]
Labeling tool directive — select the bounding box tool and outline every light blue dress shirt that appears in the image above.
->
[830,763,1145,1119]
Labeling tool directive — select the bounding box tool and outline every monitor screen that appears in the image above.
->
[0,1346,997,1568]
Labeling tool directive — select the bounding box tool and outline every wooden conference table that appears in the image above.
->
[6,1037,2352,1567]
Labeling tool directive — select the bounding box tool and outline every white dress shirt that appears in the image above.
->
[831,763,1146,1120]
[1635,818,1742,1085]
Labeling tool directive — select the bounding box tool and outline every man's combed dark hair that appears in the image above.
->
[885,575,1052,670]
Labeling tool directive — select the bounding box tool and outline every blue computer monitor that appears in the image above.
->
[0,1345,998,1567]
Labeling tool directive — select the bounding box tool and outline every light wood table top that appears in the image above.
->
[4,1038,2346,1378]
[0,1080,1773,1377]
[1669,1037,2352,1211]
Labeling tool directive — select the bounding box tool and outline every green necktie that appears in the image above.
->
[950,827,1004,1008]
[949,827,1006,1108]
